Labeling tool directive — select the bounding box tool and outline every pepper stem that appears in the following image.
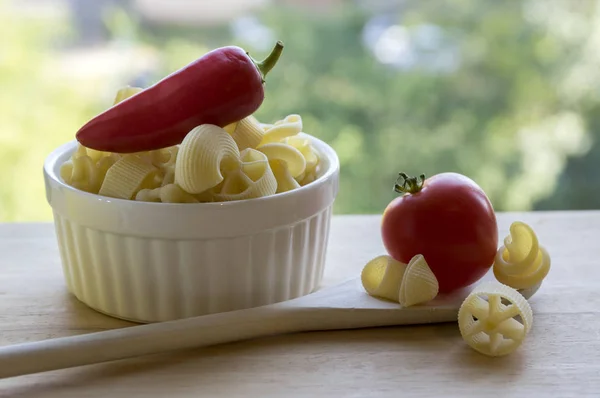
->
[251,41,284,82]
[394,172,426,194]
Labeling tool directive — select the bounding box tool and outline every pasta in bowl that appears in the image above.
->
[43,114,339,323]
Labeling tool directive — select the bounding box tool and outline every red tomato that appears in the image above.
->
[381,172,498,294]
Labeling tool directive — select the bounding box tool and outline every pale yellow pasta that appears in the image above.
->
[283,136,320,174]
[113,86,143,105]
[224,115,260,133]
[71,141,111,164]
[86,148,110,163]
[361,254,439,306]
[211,148,277,202]
[458,281,533,357]
[160,169,175,187]
[260,123,274,132]
[360,255,407,302]
[60,161,74,184]
[269,159,300,193]
[159,184,200,203]
[92,154,121,192]
[65,155,96,193]
[175,124,240,194]
[195,189,215,203]
[493,221,551,290]
[99,154,160,199]
[59,144,84,184]
[135,184,199,203]
[72,143,88,159]
[257,143,306,178]
[225,116,264,151]
[148,146,178,168]
[398,255,439,307]
[147,145,179,187]
[295,168,319,186]
[134,188,161,202]
[60,147,121,194]
[61,108,322,202]
[259,114,302,145]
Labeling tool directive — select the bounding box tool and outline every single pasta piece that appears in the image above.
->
[113,86,143,105]
[296,168,319,186]
[283,136,320,174]
[135,184,199,203]
[259,123,274,132]
[398,255,439,307]
[149,145,178,168]
[175,124,241,194]
[224,114,260,133]
[493,221,551,290]
[211,148,277,201]
[86,148,109,163]
[159,184,199,203]
[257,142,306,178]
[148,145,178,187]
[60,161,74,184]
[72,144,88,159]
[195,189,215,203]
[458,281,533,357]
[360,255,407,302]
[211,171,253,202]
[134,188,161,202]
[260,114,302,145]
[67,155,96,193]
[225,115,264,151]
[161,169,175,186]
[92,154,120,193]
[269,159,300,193]
[99,154,160,199]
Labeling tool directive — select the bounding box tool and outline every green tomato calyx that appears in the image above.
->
[394,172,425,194]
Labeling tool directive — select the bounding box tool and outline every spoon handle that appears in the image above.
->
[0,303,303,379]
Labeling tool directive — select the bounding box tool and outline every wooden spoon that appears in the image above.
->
[0,271,539,379]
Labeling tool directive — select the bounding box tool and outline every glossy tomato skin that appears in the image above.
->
[381,172,498,294]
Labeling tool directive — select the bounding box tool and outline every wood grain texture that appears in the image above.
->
[0,212,598,397]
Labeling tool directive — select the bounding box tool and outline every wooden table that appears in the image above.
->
[0,212,598,397]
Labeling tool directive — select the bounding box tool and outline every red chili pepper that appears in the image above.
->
[75,41,284,153]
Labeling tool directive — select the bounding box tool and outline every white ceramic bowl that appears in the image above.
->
[43,134,339,323]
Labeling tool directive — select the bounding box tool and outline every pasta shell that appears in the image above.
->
[175,124,241,194]
[360,255,407,302]
[229,116,264,150]
[269,159,300,193]
[283,136,320,173]
[398,254,439,307]
[259,114,302,145]
[257,142,306,178]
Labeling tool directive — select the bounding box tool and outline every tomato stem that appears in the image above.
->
[394,172,426,194]
[250,41,284,83]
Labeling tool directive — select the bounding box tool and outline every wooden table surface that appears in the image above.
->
[0,212,598,397]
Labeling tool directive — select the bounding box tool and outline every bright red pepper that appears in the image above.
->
[75,41,284,153]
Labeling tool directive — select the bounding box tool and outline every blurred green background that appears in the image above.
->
[1,0,600,222]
